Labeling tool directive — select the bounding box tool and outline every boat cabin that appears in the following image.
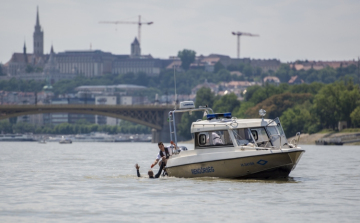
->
[169,102,289,150]
[191,114,288,150]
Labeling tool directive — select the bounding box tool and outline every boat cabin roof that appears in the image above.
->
[191,118,277,133]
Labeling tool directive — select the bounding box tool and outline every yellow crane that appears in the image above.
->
[232,31,259,58]
[99,15,153,45]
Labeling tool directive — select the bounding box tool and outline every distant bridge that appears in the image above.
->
[0,104,177,142]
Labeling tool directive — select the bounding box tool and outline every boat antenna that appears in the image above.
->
[174,65,177,109]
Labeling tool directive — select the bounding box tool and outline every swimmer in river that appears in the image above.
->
[135,157,166,178]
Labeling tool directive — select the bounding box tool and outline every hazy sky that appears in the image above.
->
[1,0,359,64]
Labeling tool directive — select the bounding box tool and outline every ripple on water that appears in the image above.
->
[0,143,360,222]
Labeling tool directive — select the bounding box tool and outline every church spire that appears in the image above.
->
[50,44,54,54]
[23,41,27,54]
[36,6,40,27]
[33,6,44,56]
[23,41,28,64]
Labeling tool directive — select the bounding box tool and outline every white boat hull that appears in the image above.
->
[166,147,304,179]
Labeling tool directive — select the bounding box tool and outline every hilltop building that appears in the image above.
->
[191,79,218,95]
[288,75,304,85]
[2,8,164,79]
[55,50,116,77]
[290,60,358,71]
[5,7,47,75]
[263,76,281,85]
[166,54,282,73]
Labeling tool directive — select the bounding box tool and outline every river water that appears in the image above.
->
[0,142,359,222]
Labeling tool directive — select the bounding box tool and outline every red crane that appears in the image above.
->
[232,31,259,58]
[99,15,153,45]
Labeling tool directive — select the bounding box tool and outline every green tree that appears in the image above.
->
[280,105,315,137]
[177,113,197,139]
[195,87,215,109]
[314,81,360,129]
[274,64,293,83]
[178,87,216,139]
[213,93,240,113]
[216,69,232,82]
[178,49,196,70]
[245,92,313,119]
[214,61,225,73]
[0,64,4,76]
[233,101,255,118]
[0,120,13,133]
[350,106,360,127]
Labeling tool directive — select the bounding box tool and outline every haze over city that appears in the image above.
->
[1,0,359,64]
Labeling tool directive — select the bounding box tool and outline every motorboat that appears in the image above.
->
[59,136,72,144]
[38,139,46,144]
[165,101,305,179]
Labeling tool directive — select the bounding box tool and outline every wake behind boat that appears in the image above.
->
[165,101,304,179]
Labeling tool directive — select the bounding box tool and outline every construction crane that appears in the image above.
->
[232,31,259,58]
[99,15,153,45]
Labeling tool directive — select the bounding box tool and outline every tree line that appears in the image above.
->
[178,81,360,139]
[0,120,151,135]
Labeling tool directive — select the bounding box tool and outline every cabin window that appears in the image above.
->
[266,118,288,148]
[267,126,279,137]
[250,127,270,147]
[195,130,234,148]
[232,128,255,146]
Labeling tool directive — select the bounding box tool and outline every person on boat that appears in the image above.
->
[208,132,223,145]
[135,161,165,178]
[150,141,175,168]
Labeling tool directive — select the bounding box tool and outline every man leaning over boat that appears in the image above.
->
[150,141,177,175]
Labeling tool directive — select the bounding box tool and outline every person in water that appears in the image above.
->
[135,157,166,178]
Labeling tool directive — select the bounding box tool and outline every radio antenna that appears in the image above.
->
[174,66,177,109]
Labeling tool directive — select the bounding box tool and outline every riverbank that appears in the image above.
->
[289,131,360,145]
[0,133,152,143]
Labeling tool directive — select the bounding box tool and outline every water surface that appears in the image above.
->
[0,143,359,222]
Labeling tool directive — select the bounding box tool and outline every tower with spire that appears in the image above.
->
[23,41,28,64]
[33,6,44,56]
[131,37,141,58]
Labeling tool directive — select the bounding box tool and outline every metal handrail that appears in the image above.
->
[295,132,300,147]
[168,107,214,146]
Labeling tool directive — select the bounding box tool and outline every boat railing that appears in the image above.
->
[295,132,300,147]
[290,132,301,147]
[169,107,214,146]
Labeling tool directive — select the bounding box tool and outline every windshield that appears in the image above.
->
[232,128,255,146]
[266,118,288,148]
[250,127,270,147]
